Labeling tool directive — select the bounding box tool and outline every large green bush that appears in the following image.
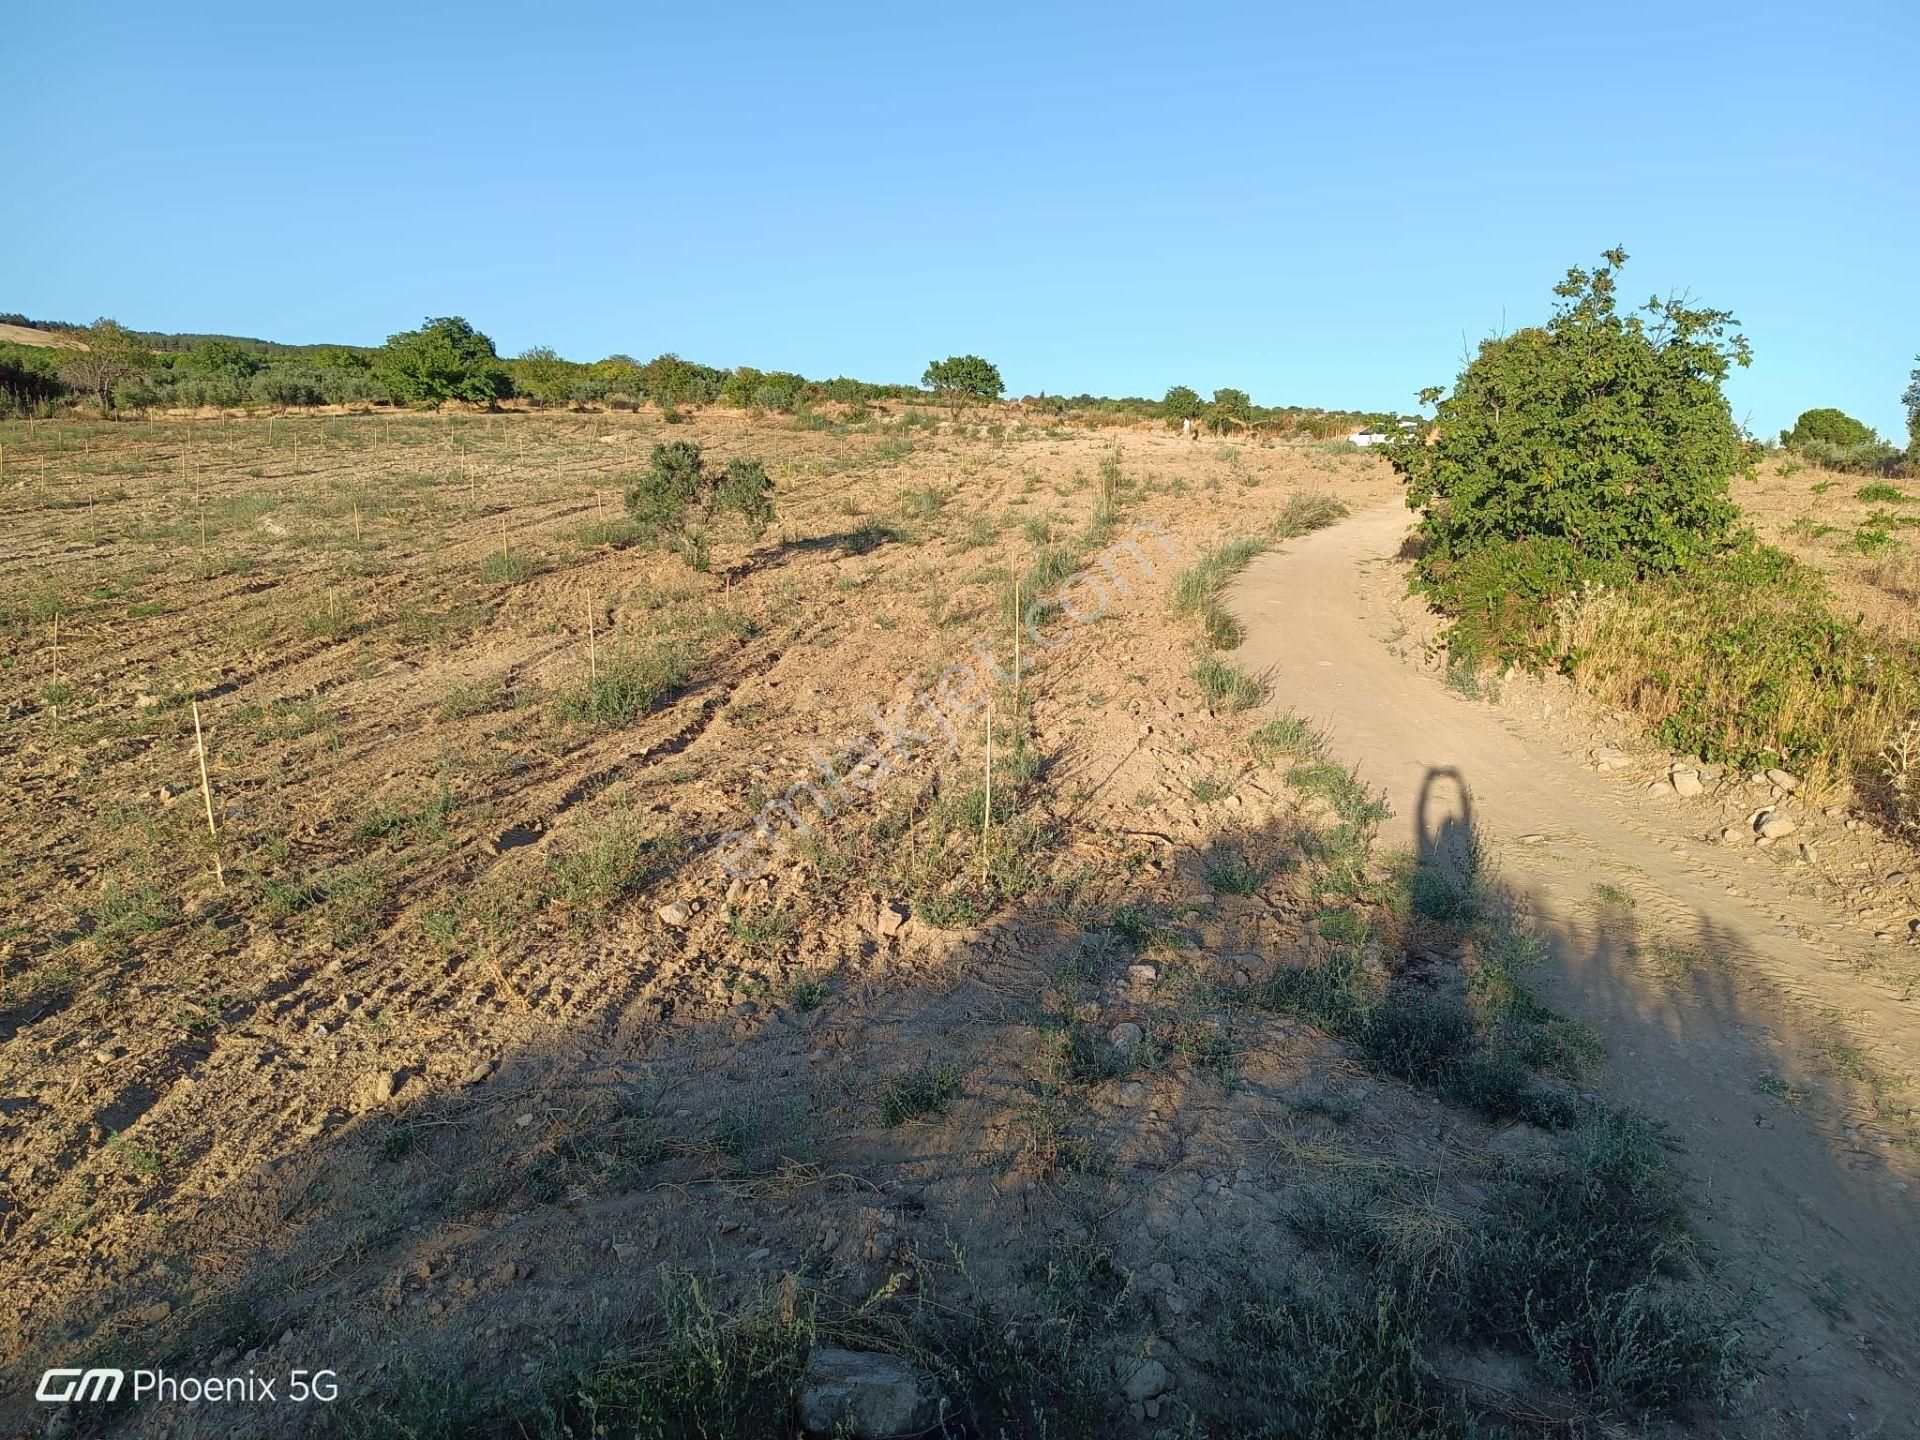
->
[923,354,1003,405]
[1781,406,1874,450]
[1394,249,1750,589]
[373,316,512,408]
[0,343,66,416]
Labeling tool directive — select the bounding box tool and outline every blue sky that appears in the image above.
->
[7,2,1916,438]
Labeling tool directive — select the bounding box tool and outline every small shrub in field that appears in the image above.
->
[544,812,685,926]
[1249,710,1327,762]
[1208,1285,1470,1440]
[879,1064,961,1125]
[555,642,692,725]
[1191,654,1265,711]
[624,442,774,551]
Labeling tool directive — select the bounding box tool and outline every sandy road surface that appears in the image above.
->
[1230,504,1919,1437]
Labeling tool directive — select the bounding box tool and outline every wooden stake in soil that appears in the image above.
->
[192,701,226,890]
[1010,549,1022,715]
[587,598,598,681]
[48,613,59,718]
[982,690,994,885]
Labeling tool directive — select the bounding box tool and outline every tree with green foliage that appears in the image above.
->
[0,343,66,415]
[184,339,265,381]
[1206,387,1253,434]
[514,346,575,408]
[60,318,153,414]
[1396,249,1749,580]
[1781,407,1874,450]
[1903,357,1920,466]
[373,316,512,408]
[922,355,1003,406]
[624,441,775,567]
[1389,251,1752,667]
[1162,385,1203,426]
[638,353,724,417]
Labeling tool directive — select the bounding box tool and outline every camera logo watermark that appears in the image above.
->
[37,1369,124,1403]
[36,1366,338,1405]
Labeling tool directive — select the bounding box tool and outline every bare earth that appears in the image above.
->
[1232,505,1920,1436]
[2,411,1916,1436]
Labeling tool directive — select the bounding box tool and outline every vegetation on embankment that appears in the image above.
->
[1392,251,1920,799]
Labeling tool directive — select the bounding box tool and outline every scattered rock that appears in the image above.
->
[1108,1022,1144,1054]
[1767,768,1801,792]
[361,1069,400,1107]
[875,901,910,938]
[1671,769,1704,798]
[657,900,693,927]
[797,1348,940,1439]
[1123,1357,1170,1402]
[134,693,160,709]
[1591,746,1629,771]
[1645,779,1672,796]
[1116,1081,1151,1107]
[1125,964,1158,988]
[1718,827,1746,845]
[1758,815,1798,841]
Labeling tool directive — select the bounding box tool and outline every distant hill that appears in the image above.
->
[0,321,85,350]
[0,314,364,358]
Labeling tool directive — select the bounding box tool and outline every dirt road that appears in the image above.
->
[1230,504,1920,1437]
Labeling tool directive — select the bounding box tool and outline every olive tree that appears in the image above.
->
[61,318,152,415]
[922,355,1003,406]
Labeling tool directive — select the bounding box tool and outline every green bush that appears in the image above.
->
[923,354,1003,404]
[1394,249,1749,596]
[1789,435,1902,476]
[1162,384,1203,425]
[373,316,512,408]
[1782,406,1874,449]
[623,442,775,554]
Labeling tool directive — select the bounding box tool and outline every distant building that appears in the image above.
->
[1348,419,1418,448]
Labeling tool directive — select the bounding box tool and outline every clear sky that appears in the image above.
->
[6,2,1915,439]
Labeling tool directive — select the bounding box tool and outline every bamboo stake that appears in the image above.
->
[1011,548,1022,714]
[192,701,226,889]
[982,689,994,884]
